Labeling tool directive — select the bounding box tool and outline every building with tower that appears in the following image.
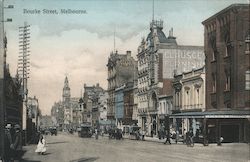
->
[63,76,72,127]
[137,19,204,136]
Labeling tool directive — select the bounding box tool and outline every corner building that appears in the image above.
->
[202,4,250,143]
[137,20,204,136]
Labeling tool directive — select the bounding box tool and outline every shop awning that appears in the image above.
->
[170,110,250,119]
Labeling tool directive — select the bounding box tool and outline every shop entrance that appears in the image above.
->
[221,124,239,142]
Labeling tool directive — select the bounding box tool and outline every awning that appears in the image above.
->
[170,110,250,119]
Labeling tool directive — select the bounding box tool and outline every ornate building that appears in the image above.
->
[107,51,136,123]
[172,66,206,137]
[202,4,250,143]
[63,76,72,127]
[137,20,204,136]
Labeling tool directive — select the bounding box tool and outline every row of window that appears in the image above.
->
[212,70,250,92]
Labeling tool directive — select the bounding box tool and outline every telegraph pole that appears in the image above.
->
[0,0,5,158]
[0,0,13,159]
[18,22,30,145]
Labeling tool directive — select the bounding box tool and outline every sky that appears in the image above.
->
[4,0,249,115]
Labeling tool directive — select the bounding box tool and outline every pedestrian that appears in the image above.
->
[35,134,47,155]
[164,130,171,145]
[186,130,194,147]
[4,124,14,162]
[95,128,98,140]
[175,130,179,144]
[141,129,145,141]
[217,136,224,146]
[183,129,187,144]
[12,124,22,162]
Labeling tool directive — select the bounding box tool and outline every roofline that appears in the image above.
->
[202,3,249,25]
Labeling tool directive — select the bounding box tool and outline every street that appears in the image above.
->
[21,132,250,162]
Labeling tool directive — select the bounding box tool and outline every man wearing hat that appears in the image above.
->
[4,124,14,162]
[13,124,22,162]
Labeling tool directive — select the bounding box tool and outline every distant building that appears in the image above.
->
[63,76,71,127]
[137,19,204,136]
[51,101,64,127]
[40,115,53,129]
[202,4,250,143]
[98,91,109,121]
[83,83,105,127]
[107,51,137,122]
[115,82,135,129]
[27,96,41,141]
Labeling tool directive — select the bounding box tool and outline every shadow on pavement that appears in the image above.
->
[47,141,68,145]
[70,157,99,162]
[21,160,41,162]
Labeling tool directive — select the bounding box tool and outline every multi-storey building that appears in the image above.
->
[62,76,72,127]
[98,91,108,121]
[2,34,23,140]
[115,82,135,129]
[51,101,64,128]
[202,4,250,143]
[172,66,206,137]
[70,97,81,128]
[107,51,136,122]
[27,96,41,141]
[83,83,105,127]
[137,19,204,136]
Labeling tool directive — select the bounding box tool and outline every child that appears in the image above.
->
[35,135,47,155]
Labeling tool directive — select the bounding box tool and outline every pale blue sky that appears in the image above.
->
[4,0,249,115]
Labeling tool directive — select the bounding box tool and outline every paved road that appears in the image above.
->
[21,132,250,162]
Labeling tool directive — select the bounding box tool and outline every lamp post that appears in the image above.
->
[0,0,13,159]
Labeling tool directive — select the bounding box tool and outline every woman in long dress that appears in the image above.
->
[35,135,46,155]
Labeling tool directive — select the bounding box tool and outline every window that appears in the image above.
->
[225,74,231,91]
[246,70,250,90]
[245,30,250,54]
[212,50,216,61]
[196,88,200,105]
[186,90,189,107]
[225,45,228,57]
[212,74,216,93]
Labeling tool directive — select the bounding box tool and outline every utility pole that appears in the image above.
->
[0,0,5,158]
[18,22,30,145]
[0,0,13,159]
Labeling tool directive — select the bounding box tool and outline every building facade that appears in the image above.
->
[172,66,206,137]
[137,19,205,136]
[51,101,64,128]
[63,76,71,127]
[83,83,105,127]
[27,96,41,142]
[202,4,250,143]
[107,51,136,122]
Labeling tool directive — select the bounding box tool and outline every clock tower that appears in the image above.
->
[62,76,71,103]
